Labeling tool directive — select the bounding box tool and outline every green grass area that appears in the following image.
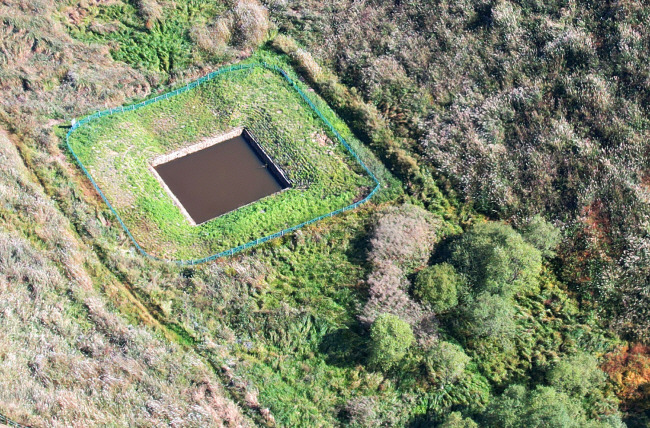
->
[64,0,229,73]
[182,216,391,426]
[67,52,396,260]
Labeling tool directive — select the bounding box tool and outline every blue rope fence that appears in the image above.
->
[65,62,381,265]
[0,412,29,428]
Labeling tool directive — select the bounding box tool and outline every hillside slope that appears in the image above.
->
[265,0,650,342]
[0,127,251,426]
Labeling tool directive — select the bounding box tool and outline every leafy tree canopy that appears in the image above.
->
[368,313,415,371]
[547,352,607,399]
[483,384,622,428]
[449,222,542,298]
[440,411,478,428]
[520,215,562,258]
[413,262,462,312]
[463,292,516,341]
[423,340,470,385]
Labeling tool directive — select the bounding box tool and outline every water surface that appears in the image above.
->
[155,135,286,224]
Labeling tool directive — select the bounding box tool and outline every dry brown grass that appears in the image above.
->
[191,0,270,57]
[361,205,439,341]
[232,0,270,48]
[0,0,264,423]
[0,128,251,427]
[190,19,232,56]
[135,0,163,27]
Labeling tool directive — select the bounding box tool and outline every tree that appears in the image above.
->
[463,292,516,341]
[368,313,415,371]
[520,215,562,258]
[449,222,542,297]
[602,344,650,415]
[547,352,621,419]
[423,340,470,385]
[440,412,478,428]
[413,263,462,312]
[547,353,606,399]
[483,385,601,428]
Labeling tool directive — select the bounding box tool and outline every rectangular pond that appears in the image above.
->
[153,129,290,225]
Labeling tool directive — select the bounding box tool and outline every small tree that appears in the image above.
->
[449,222,542,297]
[440,412,478,428]
[520,215,562,258]
[484,384,625,428]
[413,263,462,312]
[484,385,584,428]
[424,341,470,385]
[547,352,606,399]
[368,313,414,371]
[464,292,516,341]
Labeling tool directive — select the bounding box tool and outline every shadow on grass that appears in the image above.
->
[318,326,368,368]
[344,220,373,267]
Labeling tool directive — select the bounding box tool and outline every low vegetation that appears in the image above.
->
[266,0,650,424]
[0,129,249,427]
[0,0,648,426]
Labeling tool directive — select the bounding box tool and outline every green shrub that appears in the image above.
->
[483,384,623,428]
[423,340,470,385]
[463,292,516,341]
[368,313,414,371]
[520,215,562,258]
[547,353,606,399]
[546,352,620,418]
[449,222,542,298]
[440,412,478,428]
[413,263,461,312]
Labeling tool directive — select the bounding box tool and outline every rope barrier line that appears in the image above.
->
[66,62,381,265]
[0,412,29,428]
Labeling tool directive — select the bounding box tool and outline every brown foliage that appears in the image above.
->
[360,262,422,326]
[135,0,163,27]
[602,344,650,413]
[0,0,268,423]
[232,0,270,48]
[367,204,438,272]
[190,0,269,58]
[361,205,439,336]
[190,19,232,56]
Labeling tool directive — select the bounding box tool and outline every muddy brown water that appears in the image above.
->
[154,135,288,224]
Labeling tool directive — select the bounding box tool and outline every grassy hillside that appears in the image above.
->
[0,0,647,426]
